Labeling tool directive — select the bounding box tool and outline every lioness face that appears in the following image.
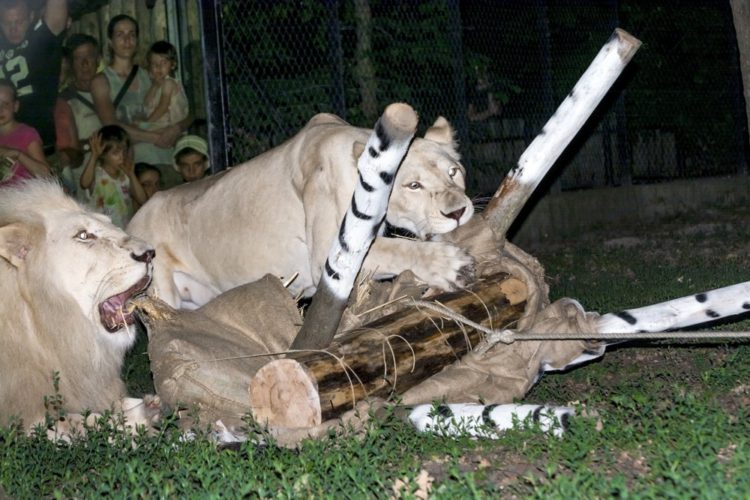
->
[387,139,474,240]
[42,210,154,349]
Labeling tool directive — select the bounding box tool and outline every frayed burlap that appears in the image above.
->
[137,274,301,429]
[336,215,603,408]
[339,216,551,333]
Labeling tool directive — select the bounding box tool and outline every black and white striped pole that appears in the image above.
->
[291,103,418,349]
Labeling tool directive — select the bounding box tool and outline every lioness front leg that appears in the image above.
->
[364,237,475,291]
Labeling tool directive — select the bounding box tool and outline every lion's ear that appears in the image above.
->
[0,223,32,268]
[424,116,457,148]
[352,141,366,160]
[425,116,461,160]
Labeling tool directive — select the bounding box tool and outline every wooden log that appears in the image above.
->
[249,272,527,426]
[482,29,642,239]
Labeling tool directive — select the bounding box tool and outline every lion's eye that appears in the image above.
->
[408,181,422,190]
[75,230,96,241]
[448,166,459,178]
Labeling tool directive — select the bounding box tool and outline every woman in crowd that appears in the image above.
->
[90,14,191,168]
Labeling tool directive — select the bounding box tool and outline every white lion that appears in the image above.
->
[0,179,157,431]
[128,112,475,309]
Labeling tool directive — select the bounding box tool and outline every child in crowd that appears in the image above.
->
[173,134,210,182]
[138,40,189,129]
[79,125,147,228]
[0,79,51,186]
[135,162,162,200]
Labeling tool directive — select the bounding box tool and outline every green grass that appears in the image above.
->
[2,208,750,497]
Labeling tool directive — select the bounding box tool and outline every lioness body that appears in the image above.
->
[128,113,474,309]
[0,180,155,429]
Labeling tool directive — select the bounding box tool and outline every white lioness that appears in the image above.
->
[0,180,156,430]
[128,113,474,309]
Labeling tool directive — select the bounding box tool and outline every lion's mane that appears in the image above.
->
[0,180,145,428]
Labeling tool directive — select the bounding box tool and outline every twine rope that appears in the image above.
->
[409,299,750,347]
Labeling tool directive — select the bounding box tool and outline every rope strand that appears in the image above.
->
[408,299,750,347]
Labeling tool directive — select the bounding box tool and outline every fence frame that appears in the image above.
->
[198,0,230,174]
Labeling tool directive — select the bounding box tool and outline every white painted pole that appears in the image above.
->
[597,281,750,334]
[483,29,642,238]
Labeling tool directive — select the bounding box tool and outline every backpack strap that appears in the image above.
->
[75,92,96,112]
[61,86,96,112]
[113,64,139,109]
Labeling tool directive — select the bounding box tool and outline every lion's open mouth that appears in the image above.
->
[99,274,152,333]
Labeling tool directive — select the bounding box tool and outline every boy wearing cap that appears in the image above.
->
[174,134,209,182]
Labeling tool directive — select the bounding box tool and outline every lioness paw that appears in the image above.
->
[122,395,163,429]
[414,242,475,291]
[456,261,477,288]
[142,394,164,425]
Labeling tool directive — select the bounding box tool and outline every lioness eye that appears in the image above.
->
[448,167,458,178]
[408,181,422,190]
[76,230,95,241]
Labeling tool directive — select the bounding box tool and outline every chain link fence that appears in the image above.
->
[216,0,747,196]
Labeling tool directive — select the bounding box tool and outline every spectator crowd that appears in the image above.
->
[0,0,211,228]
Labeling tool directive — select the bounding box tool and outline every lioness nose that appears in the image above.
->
[131,249,156,264]
[441,207,466,222]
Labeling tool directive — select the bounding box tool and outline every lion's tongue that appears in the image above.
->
[99,292,135,332]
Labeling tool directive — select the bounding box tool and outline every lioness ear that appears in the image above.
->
[424,116,457,148]
[0,223,32,268]
[425,116,460,159]
[352,141,366,160]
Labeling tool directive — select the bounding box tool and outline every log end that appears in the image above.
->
[382,103,419,141]
[499,277,528,306]
[614,28,642,60]
[249,359,322,429]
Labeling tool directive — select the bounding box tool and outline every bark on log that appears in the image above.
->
[249,273,527,427]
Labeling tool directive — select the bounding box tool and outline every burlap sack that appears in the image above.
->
[138,217,602,443]
[137,274,301,428]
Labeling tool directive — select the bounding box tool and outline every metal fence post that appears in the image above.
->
[535,0,559,193]
[198,0,231,173]
[725,0,749,175]
[446,0,470,168]
[610,0,632,186]
[326,0,347,119]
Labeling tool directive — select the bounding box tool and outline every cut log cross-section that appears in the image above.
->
[249,273,527,427]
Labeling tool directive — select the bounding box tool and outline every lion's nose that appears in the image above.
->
[441,206,466,222]
[131,249,156,264]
